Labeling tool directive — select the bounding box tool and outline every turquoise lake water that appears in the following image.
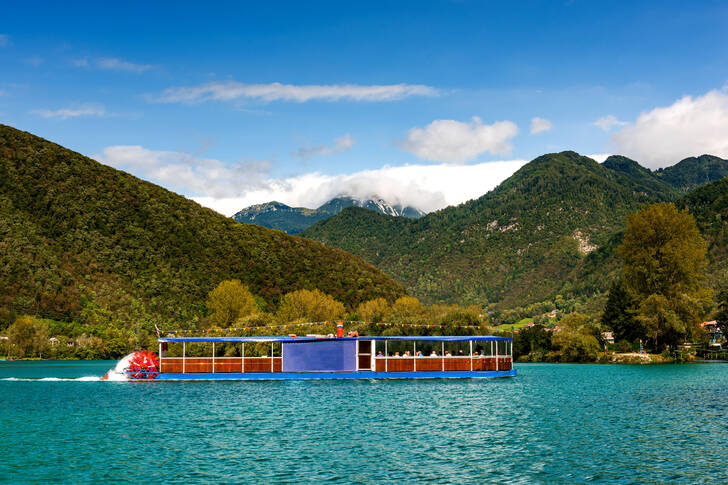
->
[1,361,727,484]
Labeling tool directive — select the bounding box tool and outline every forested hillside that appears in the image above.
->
[0,125,405,328]
[678,177,728,291]
[656,155,728,192]
[303,152,678,307]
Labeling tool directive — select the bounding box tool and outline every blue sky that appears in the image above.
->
[2,0,728,214]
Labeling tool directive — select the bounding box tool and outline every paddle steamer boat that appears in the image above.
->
[130,335,515,380]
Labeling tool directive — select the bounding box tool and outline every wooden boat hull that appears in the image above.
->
[155,369,516,380]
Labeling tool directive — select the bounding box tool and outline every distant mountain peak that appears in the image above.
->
[233,195,425,234]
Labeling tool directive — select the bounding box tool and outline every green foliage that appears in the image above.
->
[356,298,389,322]
[206,280,258,327]
[233,201,334,234]
[276,289,346,323]
[0,124,405,330]
[551,313,601,362]
[6,315,49,358]
[618,203,711,349]
[513,324,552,361]
[303,151,677,308]
[601,279,642,342]
[716,290,728,334]
[388,296,426,323]
[676,176,728,292]
[655,155,728,192]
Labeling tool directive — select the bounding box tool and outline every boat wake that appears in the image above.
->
[1,353,138,382]
[2,376,101,381]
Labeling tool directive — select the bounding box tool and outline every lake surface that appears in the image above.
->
[1,361,726,484]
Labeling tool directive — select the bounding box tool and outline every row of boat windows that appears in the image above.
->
[376,350,495,357]
[368,341,510,357]
[160,341,510,358]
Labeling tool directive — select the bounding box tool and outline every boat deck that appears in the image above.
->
[152,335,515,381]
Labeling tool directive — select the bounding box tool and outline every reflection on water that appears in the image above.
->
[1,361,727,483]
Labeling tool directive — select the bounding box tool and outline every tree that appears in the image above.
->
[551,313,601,362]
[7,316,49,358]
[513,324,552,360]
[618,203,711,350]
[601,279,642,342]
[356,298,389,322]
[716,290,728,335]
[206,280,258,327]
[388,296,426,323]
[276,289,345,323]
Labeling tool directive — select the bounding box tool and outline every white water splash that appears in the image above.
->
[101,353,135,381]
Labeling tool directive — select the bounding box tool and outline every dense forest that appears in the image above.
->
[302,151,728,317]
[0,125,405,335]
[3,124,728,361]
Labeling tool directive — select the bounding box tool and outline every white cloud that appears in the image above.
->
[98,146,272,200]
[0,34,8,47]
[587,153,611,164]
[398,116,519,163]
[96,144,527,216]
[97,57,153,73]
[152,81,438,104]
[294,134,355,158]
[192,160,528,216]
[530,117,552,134]
[72,57,152,72]
[31,104,105,120]
[612,87,728,168]
[593,114,628,132]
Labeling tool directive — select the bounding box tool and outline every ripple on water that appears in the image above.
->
[0,362,727,483]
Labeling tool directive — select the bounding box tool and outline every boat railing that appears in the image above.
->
[374,355,512,372]
[157,337,513,374]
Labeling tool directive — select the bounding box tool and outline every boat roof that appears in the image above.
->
[159,335,512,343]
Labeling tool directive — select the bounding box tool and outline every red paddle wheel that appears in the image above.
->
[126,350,160,379]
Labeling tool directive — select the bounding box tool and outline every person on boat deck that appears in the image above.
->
[376,351,383,357]
[394,352,401,357]
[416,350,423,357]
[445,350,452,357]
[430,350,438,357]
[473,351,479,356]
[403,350,411,357]
[458,349,464,356]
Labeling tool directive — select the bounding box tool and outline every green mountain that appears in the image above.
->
[656,155,728,192]
[302,151,677,307]
[602,155,680,197]
[564,174,728,316]
[233,196,425,234]
[232,201,324,235]
[677,177,728,291]
[0,124,405,326]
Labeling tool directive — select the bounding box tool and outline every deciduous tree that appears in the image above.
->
[551,313,601,362]
[206,280,258,328]
[276,289,345,323]
[618,203,711,350]
[388,296,426,323]
[356,298,389,322]
[7,316,49,358]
